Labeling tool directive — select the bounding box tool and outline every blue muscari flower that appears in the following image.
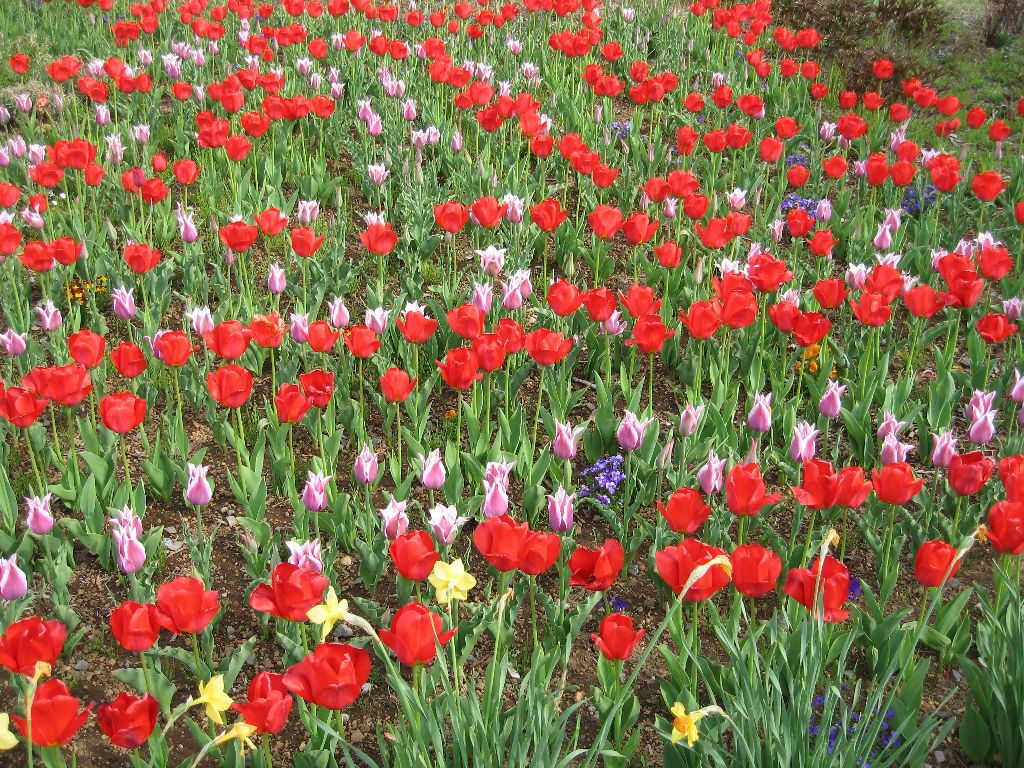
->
[848,576,862,601]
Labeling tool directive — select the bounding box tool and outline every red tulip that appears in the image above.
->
[524,328,573,365]
[379,601,456,666]
[110,342,147,378]
[299,369,335,408]
[976,313,1017,344]
[582,288,617,322]
[283,642,371,710]
[618,284,662,319]
[678,301,722,339]
[219,220,259,253]
[12,678,91,746]
[433,201,470,233]
[725,463,781,516]
[657,488,712,534]
[871,462,923,505]
[109,601,161,652]
[903,285,945,318]
[730,544,782,598]
[255,208,288,236]
[233,671,293,734]
[625,314,676,354]
[207,364,254,409]
[472,333,507,372]
[436,348,482,390]
[249,562,329,622]
[782,555,850,622]
[850,292,892,326]
[0,617,66,676]
[172,159,201,185]
[291,226,324,258]
[307,320,341,352]
[380,368,416,403]
[397,311,438,343]
[948,451,995,496]
[99,392,147,434]
[154,330,195,367]
[68,329,106,368]
[98,692,158,749]
[0,385,49,428]
[203,320,252,360]
[914,540,960,588]
[343,325,380,358]
[123,243,162,274]
[447,304,485,339]
[470,196,507,228]
[22,364,91,407]
[588,204,623,239]
[654,539,731,600]
[1000,455,1024,502]
[546,279,583,316]
[473,515,560,575]
[986,500,1024,554]
[155,576,219,635]
[971,171,1005,201]
[567,539,624,591]
[359,221,398,254]
[591,613,644,660]
[250,313,286,349]
[530,199,568,232]
[389,531,440,582]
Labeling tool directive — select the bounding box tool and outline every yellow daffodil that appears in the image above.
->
[214,721,259,754]
[0,714,18,751]
[669,703,729,748]
[670,703,704,746]
[192,675,233,725]
[307,586,351,641]
[428,559,476,604]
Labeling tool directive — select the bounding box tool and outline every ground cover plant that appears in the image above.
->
[0,0,1022,766]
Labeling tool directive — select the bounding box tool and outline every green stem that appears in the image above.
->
[531,367,546,457]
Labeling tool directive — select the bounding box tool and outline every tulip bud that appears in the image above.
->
[678,404,705,437]
[379,497,409,540]
[616,410,653,451]
[547,486,575,532]
[111,287,136,320]
[34,300,62,332]
[267,263,286,295]
[301,471,332,512]
[819,380,846,419]
[0,554,28,600]
[24,494,54,535]
[419,449,446,490]
[789,421,819,462]
[553,420,583,460]
[354,444,379,485]
[930,430,958,468]
[482,479,509,518]
[186,463,213,506]
[697,451,726,495]
[287,539,324,572]
[428,503,466,545]
[747,393,772,433]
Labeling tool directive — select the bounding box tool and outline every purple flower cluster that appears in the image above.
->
[809,699,903,762]
[781,192,819,216]
[579,454,625,505]
[901,183,938,216]
[610,120,631,140]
